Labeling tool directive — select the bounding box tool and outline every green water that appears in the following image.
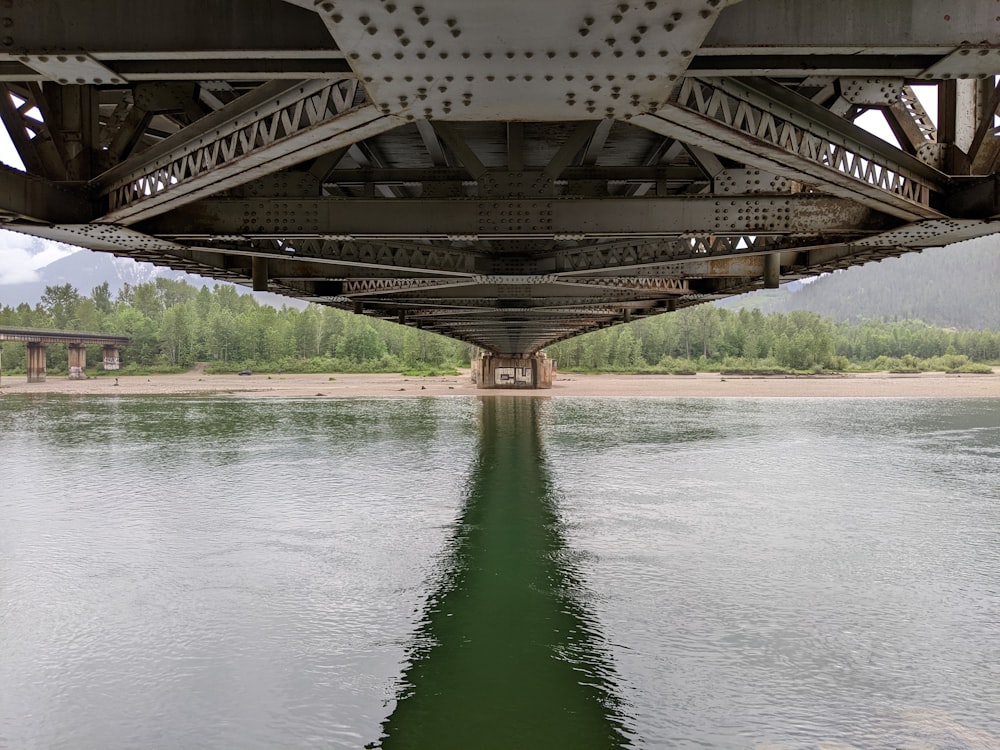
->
[378,398,631,748]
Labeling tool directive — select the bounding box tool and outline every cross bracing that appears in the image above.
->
[0,1,998,357]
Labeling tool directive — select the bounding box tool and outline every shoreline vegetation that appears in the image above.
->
[1,366,998,399]
[2,279,1000,375]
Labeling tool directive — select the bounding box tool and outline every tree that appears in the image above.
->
[691,305,719,359]
[206,308,238,361]
[159,305,195,365]
[107,308,159,364]
[611,326,644,369]
[72,298,104,332]
[92,282,113,314]
[675,309,695,359]
[40,283,80,328]
[131,283,164,321]
[116,282,134,307]
[155,277,197,309]
[338,319,387,363]
[293,307,323,358]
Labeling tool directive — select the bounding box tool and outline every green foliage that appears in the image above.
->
[952,362,994,374]
[3,277,999,377]
[400,366,462,377]
[205,355,406,375]
[548,304,1000,374]
[40,283,81,329]
[655,356,701,375]
[1,280,469,375]
[98,363,189,376]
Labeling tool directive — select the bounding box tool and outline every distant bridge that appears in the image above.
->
[0,1,998,386]
[0,327,129,382]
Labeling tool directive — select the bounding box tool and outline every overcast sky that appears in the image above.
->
[0,86,938,291]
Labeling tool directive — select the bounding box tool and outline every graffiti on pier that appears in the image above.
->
[495,367,533,386]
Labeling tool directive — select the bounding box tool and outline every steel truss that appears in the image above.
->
[0,0,998,356]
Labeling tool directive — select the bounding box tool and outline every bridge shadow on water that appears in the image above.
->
[373,397,634,749]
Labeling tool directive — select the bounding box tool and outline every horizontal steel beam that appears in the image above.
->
[551,235,784,273]
[334,274,691,298]
[368,284,648,301]
[139,194,896,239]
[349,296,653,309]
[687,54,935,78]
[342,277,472,296]
[555,276,689,293]
[0,1,336,59]
[323,166,706,185]
[410,305,624,317]
[253,238,479,275]
[95,59,353,81]
[705,0,1000,53]
[0,168,95,223]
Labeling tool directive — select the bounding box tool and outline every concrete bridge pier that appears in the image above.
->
[473,353,555,390]
[26,342,46,383]
[68,343,87,379]
[1,329,129,381]
[102,345,120,371]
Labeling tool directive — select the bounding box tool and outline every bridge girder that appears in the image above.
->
[0,0,998,356]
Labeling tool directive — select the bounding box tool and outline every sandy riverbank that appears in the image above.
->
[1,368,998,398]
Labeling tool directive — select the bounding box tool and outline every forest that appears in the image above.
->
[1,278,998,376]
[547,305,999,374]
[754,238,1000,329]
[0,279,471,376]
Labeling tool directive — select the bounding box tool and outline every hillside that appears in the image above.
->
[0,246,305,310]
[731,235,1000,329]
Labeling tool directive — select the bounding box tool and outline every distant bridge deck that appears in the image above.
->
[0,328,130,347]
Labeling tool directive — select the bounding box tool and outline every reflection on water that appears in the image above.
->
[376,398,633,749]
[1,394,998,749]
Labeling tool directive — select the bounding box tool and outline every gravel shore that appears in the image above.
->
[2,368,998,399]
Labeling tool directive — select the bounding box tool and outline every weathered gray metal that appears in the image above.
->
[0,1,997,356]
[0,327,130,346]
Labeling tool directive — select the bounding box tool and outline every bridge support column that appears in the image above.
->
[102,345,120,371]
[472,352,555,390]
[68,343,87,379]
[763,253,781,289]
[26,342,46,383]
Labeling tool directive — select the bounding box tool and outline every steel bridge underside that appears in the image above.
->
[0,0,998,357]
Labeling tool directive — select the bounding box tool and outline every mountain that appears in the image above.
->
[0,248,179,307]
[727,235,1000,330]
[0,247,305,310]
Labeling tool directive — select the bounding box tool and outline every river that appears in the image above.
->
[1,395,998,749]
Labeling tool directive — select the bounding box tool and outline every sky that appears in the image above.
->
[0,85,940,291]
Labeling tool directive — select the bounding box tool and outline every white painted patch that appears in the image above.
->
[494,366,532,385]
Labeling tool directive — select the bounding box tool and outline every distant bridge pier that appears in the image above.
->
[473,353,555,390]
[68,343,87,379]
[0,329,130,383]
[26,342,46,383]
[102,345,121,372]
